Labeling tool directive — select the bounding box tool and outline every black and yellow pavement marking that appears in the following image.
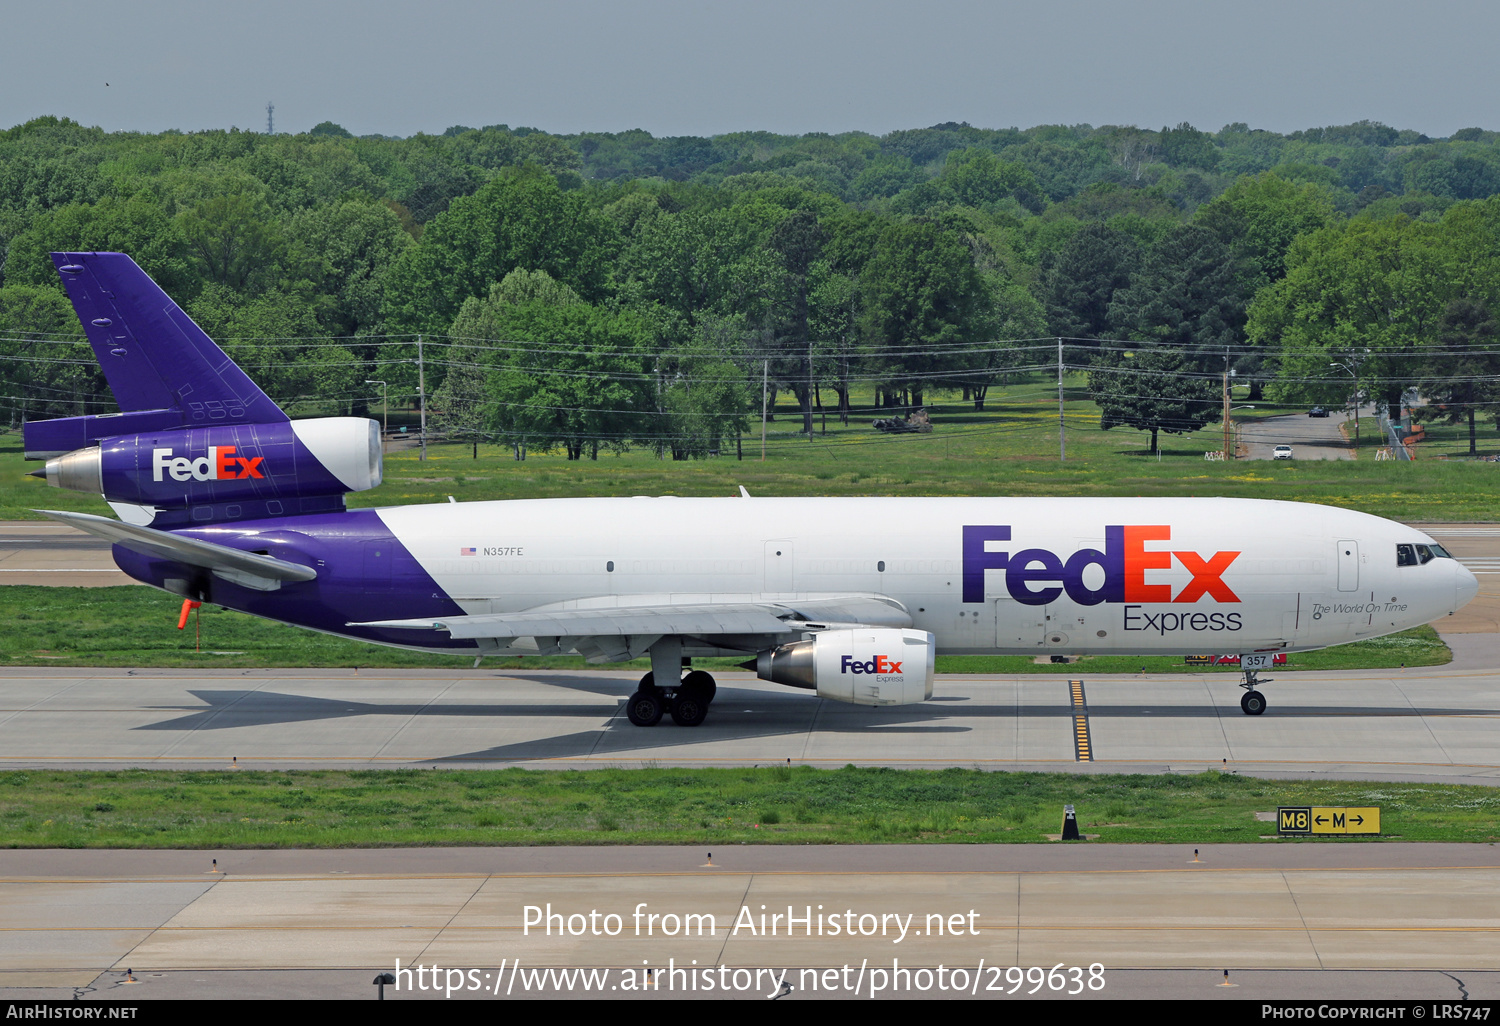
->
[1069,679,1092,761]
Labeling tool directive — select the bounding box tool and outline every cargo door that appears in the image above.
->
[1337,540,1359,592]
[763,540,794,593]
[1040,537,1108,649]
[996,595,1046,650]
[1282,594,1303,646]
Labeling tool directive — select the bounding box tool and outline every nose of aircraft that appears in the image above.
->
[1455,558,1480,611]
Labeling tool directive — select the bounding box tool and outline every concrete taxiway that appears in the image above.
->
[0,521,130,586]
[0,644,1498,782]
[2,846,1498,999]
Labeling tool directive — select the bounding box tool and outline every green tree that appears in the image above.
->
[1040,222,1142,339]
[1089,346,1222,453]
[618,207,779,326]
[1249,214,1458,409]
[1412,299,1500,454]
[1106,224,1248,368]
[848,155,927,201]
[1159,123,1220,172]
[3,194,192,295]
[187,285,360,413]
[808,263,861,424]
[480,303,654,460]
[939,149,1044,210]
[858,219,994,408]
[1195,172,1340,287]
[0,284,104,422]
[435,268,584,450]
[176,190,287,292]
[769,209,829,434]
[660,326,755,459]
[382,166,617,336]
[287,200,411,338]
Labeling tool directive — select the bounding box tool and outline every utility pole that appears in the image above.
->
[760,359,768,462]
[417,334,427,461]
[1222,349,1232,460]
[1057,337,1065,462]
[1329,349,1370,452]
[805,335,814,441]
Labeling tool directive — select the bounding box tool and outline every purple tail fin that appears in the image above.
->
[52,252,287,424]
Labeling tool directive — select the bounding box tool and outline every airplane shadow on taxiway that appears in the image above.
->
[128,688,1498,763]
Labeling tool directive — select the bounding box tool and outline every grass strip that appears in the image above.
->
[2,768,1496,848]
[8,376,1500,521]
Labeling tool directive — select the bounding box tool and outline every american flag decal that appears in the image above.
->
[460,547,476,556]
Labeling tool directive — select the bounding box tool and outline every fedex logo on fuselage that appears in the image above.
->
[152,447,265,483]
[962,525,1240,606]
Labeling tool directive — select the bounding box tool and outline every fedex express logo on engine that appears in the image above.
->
[152,447,265,483]
[842,654,903,675]
[963,525,1240,606]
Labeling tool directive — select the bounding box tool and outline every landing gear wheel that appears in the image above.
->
[670,687,709,727]
[638,671,660,694]
[626,690,664,726]
[680,670,717,703]
[1240,690,1267,716]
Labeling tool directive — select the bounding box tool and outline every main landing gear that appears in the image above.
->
[1239,669,1268,716]
[626,669,717,727]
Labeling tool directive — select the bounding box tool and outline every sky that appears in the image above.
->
[3,0,1497,140]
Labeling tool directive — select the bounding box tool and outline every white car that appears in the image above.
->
[1273,445,1293,460]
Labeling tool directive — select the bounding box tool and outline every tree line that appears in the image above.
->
[1,115,1498,456]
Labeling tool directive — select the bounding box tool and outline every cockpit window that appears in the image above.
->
[1399,542,1452,566]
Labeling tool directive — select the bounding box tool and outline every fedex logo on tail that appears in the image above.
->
[842,654,903,675]
[152,447,265,483]
[963,525,1240,606]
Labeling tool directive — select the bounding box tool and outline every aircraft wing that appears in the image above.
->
[37,509,317,589]
[357,594,912,640]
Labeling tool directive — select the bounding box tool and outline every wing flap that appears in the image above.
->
[362,603,792,639]
[357,594,911,639]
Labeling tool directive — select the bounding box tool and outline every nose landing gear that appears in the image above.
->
[1239,669,1268,715]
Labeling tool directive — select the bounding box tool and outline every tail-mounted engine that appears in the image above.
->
[757,628,935,706]
[31,417,381,525]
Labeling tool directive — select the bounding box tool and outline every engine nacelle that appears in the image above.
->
[36,417,382,521]
[757,628,935,706]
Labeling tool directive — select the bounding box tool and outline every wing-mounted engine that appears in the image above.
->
[757,628,935,706]
[31,417,382,526]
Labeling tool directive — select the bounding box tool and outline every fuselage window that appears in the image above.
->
[1396,544,1418,567]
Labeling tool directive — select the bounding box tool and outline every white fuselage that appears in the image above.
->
[374,495,1477,657]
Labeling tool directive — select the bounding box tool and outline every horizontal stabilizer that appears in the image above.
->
[357,594,911,639]
[37,509,316,586]
[24,408,185,459]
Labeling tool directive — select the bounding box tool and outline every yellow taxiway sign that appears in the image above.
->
[1278,806,1380,836]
